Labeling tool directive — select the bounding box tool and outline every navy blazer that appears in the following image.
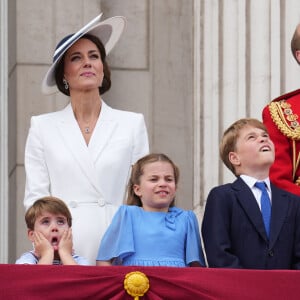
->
[201,177,300,269]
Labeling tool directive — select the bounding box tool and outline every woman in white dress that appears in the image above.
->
[23,14,149,265]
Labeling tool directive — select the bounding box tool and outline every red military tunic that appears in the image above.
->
[262,89,300,196]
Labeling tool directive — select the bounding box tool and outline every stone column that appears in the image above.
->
[194,0,300,217]
[0,0,9,263]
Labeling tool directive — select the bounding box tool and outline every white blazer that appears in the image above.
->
[24,101,149,264]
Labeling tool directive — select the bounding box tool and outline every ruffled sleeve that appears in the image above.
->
[185,211,206,266]
[96,205,135,264]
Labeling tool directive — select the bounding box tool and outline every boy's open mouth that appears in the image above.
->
[260,145,271,152]
[51,237,58,246]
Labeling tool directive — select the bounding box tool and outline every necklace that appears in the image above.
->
[73,100,101,136]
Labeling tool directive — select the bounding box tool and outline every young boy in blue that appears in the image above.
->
[16,196,89,265]
[202,118,300,269]
[96,153,206,267]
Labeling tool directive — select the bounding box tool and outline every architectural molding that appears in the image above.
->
[193,0,203,216]
[0,0,8,263]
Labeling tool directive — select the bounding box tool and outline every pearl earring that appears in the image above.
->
[63,78,69,90]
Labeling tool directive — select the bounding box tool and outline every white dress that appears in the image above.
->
[24,101,149,265]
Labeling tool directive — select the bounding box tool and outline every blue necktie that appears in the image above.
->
[255,181,271,238]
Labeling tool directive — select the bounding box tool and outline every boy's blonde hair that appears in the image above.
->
[25,196,72,230]
[126,153,180,206]
[220,118,268,175]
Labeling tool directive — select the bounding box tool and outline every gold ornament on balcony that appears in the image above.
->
[124,271,150,299]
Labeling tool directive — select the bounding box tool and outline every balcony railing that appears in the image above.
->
[1,264,299,299]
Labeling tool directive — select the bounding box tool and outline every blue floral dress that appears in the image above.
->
[96,205,206,267]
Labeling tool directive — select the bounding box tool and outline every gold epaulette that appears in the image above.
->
[269,100,300,140]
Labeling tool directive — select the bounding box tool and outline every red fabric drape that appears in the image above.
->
[0,264,299,299]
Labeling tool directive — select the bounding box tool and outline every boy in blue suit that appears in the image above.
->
[201,118,300,269]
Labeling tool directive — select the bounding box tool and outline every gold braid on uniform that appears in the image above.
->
[269,100,300,140]
[269,100,300,184]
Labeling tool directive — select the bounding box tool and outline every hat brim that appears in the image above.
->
[41,14,126,95]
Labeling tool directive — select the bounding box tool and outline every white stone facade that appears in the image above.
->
[0,0,300,263]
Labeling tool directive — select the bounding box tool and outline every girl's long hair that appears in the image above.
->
[126,153,179,206]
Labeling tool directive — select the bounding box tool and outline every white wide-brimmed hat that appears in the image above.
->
[41,14,126,95]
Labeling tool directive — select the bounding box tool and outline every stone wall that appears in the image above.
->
[1,0,300,263]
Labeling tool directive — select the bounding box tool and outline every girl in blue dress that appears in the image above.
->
[96,153,206,267]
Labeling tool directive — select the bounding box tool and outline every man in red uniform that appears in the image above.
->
[262,23,300,196]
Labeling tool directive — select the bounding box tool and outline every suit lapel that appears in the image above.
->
[88,101,118,162]
[233,178,269,242]
[54,104,104,196]
[268,184,290,248]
